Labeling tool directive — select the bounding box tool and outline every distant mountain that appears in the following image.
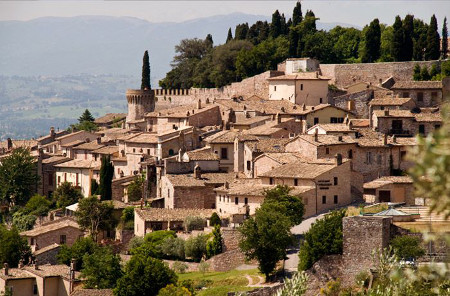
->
[0,14,359,86]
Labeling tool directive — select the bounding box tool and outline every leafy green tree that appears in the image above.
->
[12,211,36,232]
[420,66,431,80]
[71,120,98,132]
[288,28,299,58]
[298,210,346,271]
[412,19,429,61]
[430,64,439,78]
[329,26,361,63]
[226,28,233,43]
[304,10,317,32]
[131,230,176,258]
[75,196,116,242]
[263,185,304,226]
[292,1,303,27]
[0,147,39,206]
[206,225,223,258]
[402,14,414,61]
[127,175,144,202]
[53,181,83,208]
[235,23,249,40]
[58,237,98,270]
[99,155,114,200]
[78,109,95,123]
[425,15,440,60]
[0,225,31,267]
[120,206,134,230]
[160,237,185,260]
[24,194,51,216]
[302,31,337,63]
[82,246,123,289]
[391,16,404,61]
[114,255,177,296]
[409,105,450,218]
[209,212,221,227]
[413,64,422,80]
[185,234,208,262]
[442,17,448,59]
[378,24,394,62]
[270,10,282,39]
[441,60,450,77]
[390,235,426,260]
[184,216,205,232]
[239,203,293,280]
[90,179,99,195]
[141,50,151,90]
[361,18,381,63]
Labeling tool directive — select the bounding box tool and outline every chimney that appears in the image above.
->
[335,153,343,166]
[7,138,12,150]
[70,259,77,272]
[225,181,229,189]
[4,263,8,276]
[96,137,101,144]
[314,129,318,142]
[50,126,55,138]
[347,101,354,111]
[35,259,39,270]
[18,259,24,269]
[193,163,202,179]
[197,99,202,109]
[276,113,281,124]
[392,135,397,143]
[383,134,388,146]
[302,104,306,111]
[384,109,389,116]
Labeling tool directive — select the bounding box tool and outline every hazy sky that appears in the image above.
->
[1,1,449,28]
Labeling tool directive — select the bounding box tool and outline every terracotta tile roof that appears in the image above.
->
[297,134,357,146]
[125,133,159,144]
[267,72,330,80]
[115,133,142,141]
[21,218,80,237]
[414,110,442,122]
[355,130,417,147]
[232,116,271,126]
[146,104,218,118]
[166,172,236,188]
[0,139,38,150]
[33,243,60,255]
[24,264,81,280]
[42,155,70,164]
[71,289,114,296]
[135,208,215,222]
[185,147,220,161]
[349,119,370,128]
[0,268,35,280]
[391,81,442,89]
[307,123,353,133]
[369,97,413,106]
[94,113,126,124]
[364,176,413,189]
[36,130,68,142]
[205,130,238,144]
[54,159,97,169]
[60,140,85,148]
[57,130,86,141]
[373,109,415,118]
[261,160,341,179]
[73,142,104,151]
[217,178,315,197]
[257,152,305,164]
[92,146,119,155]
[245,138,291,152]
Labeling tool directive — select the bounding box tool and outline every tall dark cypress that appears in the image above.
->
[141,50,151,90]
[226,28,233,43]
[205,34,213,49]
[292,1,303,27]
[270,10,282,39]
[442,17,448,59]
[235,23,249,40]
[99,155,114,200]
[402,15,414,61]
[391,16,404,61]
[289,29,299,57]
[304,10,317,32]
[280,13,287,36]
[425,15,440,60]
[362,19,381,63]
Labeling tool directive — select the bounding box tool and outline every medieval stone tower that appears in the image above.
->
[125,88,155,125]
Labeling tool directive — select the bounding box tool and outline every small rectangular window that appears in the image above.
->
[300,84,303,91]
[48,173,53,186]
[33,284,38,295]
[419,124,425,135]
[60,235,67,244]
[334,177,338,186]
[417,92,424,102]
[435,124,441,130]
[270,178,274,185]
[244,198,248,205]
[334,195,338,204]
[235,197,239,205]
[322,196,326,204]
[274,86,277,91]
[402,92,409,98]
[314,117,319,125]
[348,149,353,159]
[294,179,298,186]
[246,161,251,170]
[221,148,228,160]
[326,148,330,155]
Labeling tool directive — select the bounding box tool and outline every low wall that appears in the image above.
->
[206,249,248,272]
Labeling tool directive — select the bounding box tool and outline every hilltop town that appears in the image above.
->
[0,4,449,296]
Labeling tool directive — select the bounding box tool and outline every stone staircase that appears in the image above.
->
[398,206,448,222]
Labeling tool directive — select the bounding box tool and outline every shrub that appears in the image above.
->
[185,234,208,262]
[131,231,176,258]
[157,284,191,296]
[12,211,36,232]
[210,212,221,227]
[390,235,425,260]
[128,236,144,251]
[206,225,223,258]
[160,237,185,260]
[24,194,52,217]
[171,261,188,274]
[198,260,210,275]
[121,206,135,230]
[127,176,144,202]
[57,237,99,270]
[184,216,205,232]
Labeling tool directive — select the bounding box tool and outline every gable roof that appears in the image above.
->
[369,97,413,106]
[391,81,442,90]
[185,147,220,161]
[94,113,126,124]
[296,134,357,146]
[54,159,97,169]
[135,208,215,222]
[21,218,80,237]
[261,160,341,179]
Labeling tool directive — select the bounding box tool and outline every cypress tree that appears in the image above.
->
[99,155,114,200]
[235,23,249,40]
[402,15,414,61]
[292,1,303,27]
[270,10,282,39]
[420,66,431,80]
[280,13,288,36]
[141,50,151,90]
[442,17,448,59]
[413,64,421,81]
[425,15,440,60]
[412,19,429,61]
[304,10,317,32]
[226,28,233,43]
[362,19,381,63]
[289,29,299,57]
[205,34,213,48]
[392,15,404,61]
[430,64,438,78]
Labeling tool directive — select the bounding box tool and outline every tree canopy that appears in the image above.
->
[99,155,114,200]
[52,181,83,209]
[78,109,95,123]
[82,246,123,289]
[141,50,151,90]
[0,225,31,267]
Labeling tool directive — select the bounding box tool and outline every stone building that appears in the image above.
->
[125,89,155,130]
[259,156,352,217]
[363,176,414,204]
[267,72,330,106]
[20,217,84,252]
[72,140,104,161]
[54,159,99,197]
[390,80,443,107]
[94,113,126,129]
[252,152,304,178]
[306,123,358,138]
[39,155,70,199]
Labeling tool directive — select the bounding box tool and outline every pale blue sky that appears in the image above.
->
[1,1,449,28]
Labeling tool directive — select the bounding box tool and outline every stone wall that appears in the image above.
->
[206,249,247,272]
[34,245,61,265]
[221,227,241,252]
[320,60,441,88]
[111,175,136,202]
[332,90,373,118]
